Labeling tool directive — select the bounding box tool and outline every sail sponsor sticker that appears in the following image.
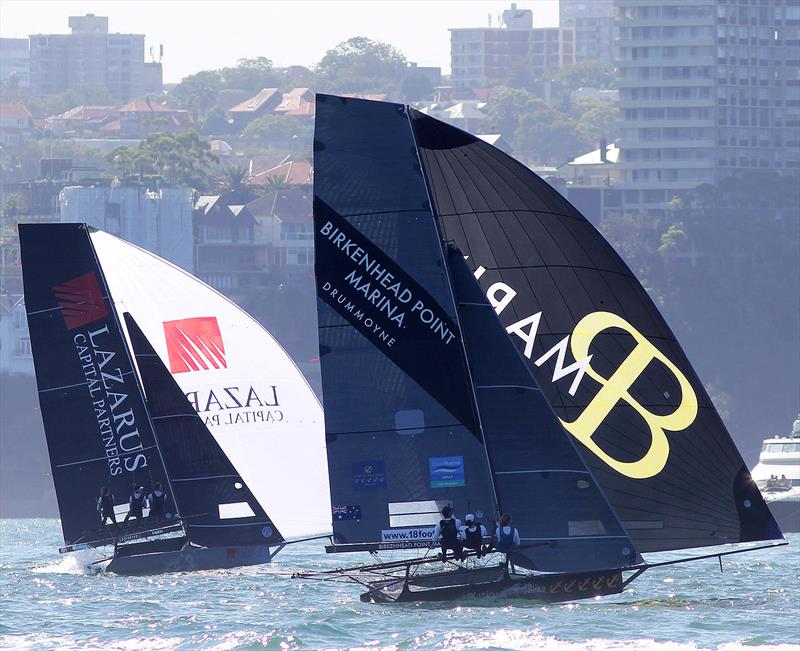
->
[53,272,109,330]
[352,460,386,491]
[332,504,361,521]
[163,316,227,374]
[429,456,465,488]
[380,527,434,543]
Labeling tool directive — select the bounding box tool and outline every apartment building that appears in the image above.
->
[615,0,800,216]
[450,3,575,89]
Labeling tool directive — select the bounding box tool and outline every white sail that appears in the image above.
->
[90,230,331,540]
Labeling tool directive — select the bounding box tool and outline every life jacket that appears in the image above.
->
[439,518,458,545]
[98,494,114,513]
[130,491,145,512]
[149,490,165,512]
[464,525,482,549]
[496,525,517,552]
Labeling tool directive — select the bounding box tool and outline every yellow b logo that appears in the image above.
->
[560,312,698,479]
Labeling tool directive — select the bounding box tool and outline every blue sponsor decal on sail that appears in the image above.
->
[333,505,362,521]
[429,456,465,488]
[352,460,386,491]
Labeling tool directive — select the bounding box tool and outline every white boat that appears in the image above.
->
[751,415,800,533]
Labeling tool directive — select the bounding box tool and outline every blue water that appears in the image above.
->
[1,520,797,650]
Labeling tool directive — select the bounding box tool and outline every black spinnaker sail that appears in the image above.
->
[314,93,641,572]
[20,223,173,546]
[408,109,782,552]
[124,313,283,547]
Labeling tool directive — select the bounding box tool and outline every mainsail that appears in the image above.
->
[407,109,781,552]
[313,93,642,572]
[20,223,173,546]
[314,95,497,552]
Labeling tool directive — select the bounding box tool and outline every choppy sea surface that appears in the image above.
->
[0,520,797,651]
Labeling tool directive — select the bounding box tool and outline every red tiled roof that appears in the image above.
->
[53,105,117,121]
[273,88,315,117]
[228,88,280,113]
[247,160,313,186]
[118,97,185,114]
[0,104,33,120]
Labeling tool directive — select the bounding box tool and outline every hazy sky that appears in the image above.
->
[1,1,560,83]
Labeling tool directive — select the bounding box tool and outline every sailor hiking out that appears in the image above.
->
[97,486,117,527]
[495,513,520,554]
[461,513,488,558]
[124,485,147,524]
[431,505,464,561]
[147,483,167,521]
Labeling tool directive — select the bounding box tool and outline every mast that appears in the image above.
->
[403,107,502,520]
[86,227,181,521]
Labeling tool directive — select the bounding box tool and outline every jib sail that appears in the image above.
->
[20,223,172,546]
[87,228,330,541]
[314,94,496,550]
[124,313,281,547]
[446,246,640,571]
[409,110,782,552]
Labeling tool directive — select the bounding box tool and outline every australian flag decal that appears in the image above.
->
[332,505,361,521]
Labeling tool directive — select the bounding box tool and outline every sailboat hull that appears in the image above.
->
[105,544,271,576]
[360,566,624,604]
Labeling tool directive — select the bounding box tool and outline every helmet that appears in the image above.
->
[465,513,475,523]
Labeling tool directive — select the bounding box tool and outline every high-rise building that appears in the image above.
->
[0,38,30,89]
[29,14,147,101]
[450,3,575,89]
[560,0,616,64]
[615,0,800,216]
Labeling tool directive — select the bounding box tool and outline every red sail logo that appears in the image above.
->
[53,272,109,330]
[163,317,227,373]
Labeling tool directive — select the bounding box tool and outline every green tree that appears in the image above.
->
[401,71,434,102]
[105,130,217,188]
[316,37,406,92]
[485,87,539,140]
[573,98,619,148]
[242,115,312,149]
[220,57,280,92]
[513,100,584,164]
[171,70,223,120]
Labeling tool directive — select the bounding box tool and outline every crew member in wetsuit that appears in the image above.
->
[461,513,488,558]
[124,485,146,524]
[97,486,117,527]
[495,513,520,556]
[431,505,463,562]
[147,482,167,522]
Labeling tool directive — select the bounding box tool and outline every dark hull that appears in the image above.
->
[766,497,800,533]
[106,545,270,576]
[360,566,624,604]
